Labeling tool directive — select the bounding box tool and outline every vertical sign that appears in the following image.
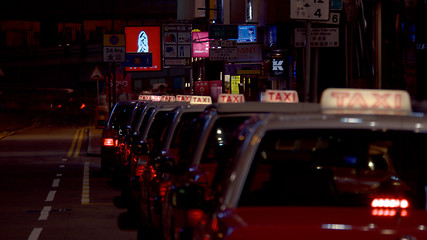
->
[290,0,330,20]
[103,34,126,62]
[164,24,192,66]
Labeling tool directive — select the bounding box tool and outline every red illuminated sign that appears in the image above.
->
[125,26,161,71]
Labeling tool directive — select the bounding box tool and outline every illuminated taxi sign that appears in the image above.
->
[263,90,299,103]
[190,96,212,104]
[161,95,176,102]
[218,94,245,103]
[138,95,152,101]
[176,95,192,102]
[320,88,412,114]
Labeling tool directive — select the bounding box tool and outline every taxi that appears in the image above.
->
[101,100,137,173]
[114,98,184,181]
[160,92,320,240]
[136,96,212,237]
[172,88,427,240]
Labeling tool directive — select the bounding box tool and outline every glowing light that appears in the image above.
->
[103,138,114,147]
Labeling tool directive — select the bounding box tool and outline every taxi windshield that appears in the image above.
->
[238,129,427,209]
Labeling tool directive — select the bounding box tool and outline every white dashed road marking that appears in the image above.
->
[38,206,52,220]
[45,191,56,202]
[28,228,42,240]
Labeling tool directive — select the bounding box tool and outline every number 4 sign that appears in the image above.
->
[290,0,330,20]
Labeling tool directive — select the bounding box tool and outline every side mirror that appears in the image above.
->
[170,185,205,209]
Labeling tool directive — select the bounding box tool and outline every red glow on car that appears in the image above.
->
[187,209,205,227]
[103,138,114,147]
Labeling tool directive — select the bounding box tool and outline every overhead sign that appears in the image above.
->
[90,66,104,80]
[290,0,330,20]
[294,28,339,47]
[209,24,238,39]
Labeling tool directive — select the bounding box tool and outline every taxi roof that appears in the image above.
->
[207,101,320,114]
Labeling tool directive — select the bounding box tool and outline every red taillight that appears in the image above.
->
[80,103,86,109]
[136,165,145,178]
[103,138,114,147]
[187,209,205,227]
[371,198,409,217]
[114,139,118,147]
[159,181,169,198]
[371,198,409,209]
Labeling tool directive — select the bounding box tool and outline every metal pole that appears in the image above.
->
[304,21,312,102]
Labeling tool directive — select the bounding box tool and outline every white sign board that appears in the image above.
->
[290,0,330,20]
[294,28,339,47]
[103,47,126,62]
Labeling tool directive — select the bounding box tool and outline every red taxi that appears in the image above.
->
[172,88,427,240]
[161,92,320,240]
[101,100,137,173]
[136,96,212,238]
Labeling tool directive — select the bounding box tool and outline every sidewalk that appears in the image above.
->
[87,126,102,156]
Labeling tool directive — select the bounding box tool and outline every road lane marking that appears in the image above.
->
[67,129,80,157]
[52,179,60,187]
[45,191,56,202]
[74,129,84,157]
[81,162,90,204]
[56,174,62,177]
[59,165,65,168]
[28,228,42,240]
[38,206,51,220]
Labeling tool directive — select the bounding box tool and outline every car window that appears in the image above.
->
[109,104,135,129]
[238,129,427,209]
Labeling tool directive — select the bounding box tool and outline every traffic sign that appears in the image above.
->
[290,0,330,20]
[90,66,104,80]
[103,47,126,62]
[294,28,339,47]
[103,34,126,47]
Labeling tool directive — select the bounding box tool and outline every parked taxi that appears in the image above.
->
[101,100,137,173]
[136,96,212,238]
[161,92,320,240]
[172,88,427,240]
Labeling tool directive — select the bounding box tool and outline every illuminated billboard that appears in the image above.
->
[192,31,210,58]
[125,26,161,71]
[237,25,256,43]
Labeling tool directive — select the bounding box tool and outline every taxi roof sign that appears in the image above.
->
[320,88,412,114]
[218,94,245,103]
[161,95,176,102]
[176,95,192,102]
[190,96,212,104]
[263,90,299,103]
[138,95,163,102]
